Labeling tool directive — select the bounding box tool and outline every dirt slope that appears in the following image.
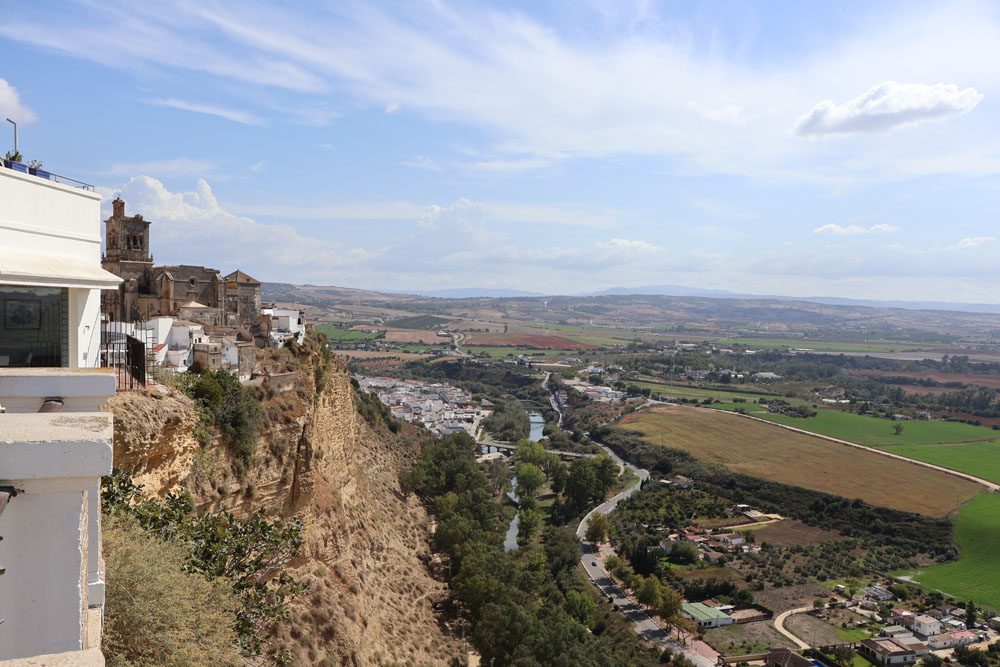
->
[107,345,465,665]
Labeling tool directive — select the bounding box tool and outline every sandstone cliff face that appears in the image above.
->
[107,349,464,665]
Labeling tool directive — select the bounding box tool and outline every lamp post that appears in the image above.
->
[6,118,17,156]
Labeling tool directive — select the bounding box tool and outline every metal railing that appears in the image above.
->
[2,159,95,191]
[99,331,147,390]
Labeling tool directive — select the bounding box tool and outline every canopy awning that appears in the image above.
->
[0,249,122,289]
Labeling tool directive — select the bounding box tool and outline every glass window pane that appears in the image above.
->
[0,286,65,367]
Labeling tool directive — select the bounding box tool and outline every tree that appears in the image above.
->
[966,601,978,628]
[594,454,620,497]
[813,598,826,609]
[586,512,610,544]
[636,576,664,607]
[519,507,542,542]
[893,422,905,435]
[656,586,683,620]
[515,462,545,500]
[548,459,568,494]
[670,541,700,565]
[487,458,510,496]
[565,590,597,629]
[566,458,600,509]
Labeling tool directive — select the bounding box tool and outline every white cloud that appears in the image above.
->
[463,157,554,173]
[7,3,1000,179]
[146,98,265,125]
[0,78,36,124]
[793,82,983,137]
[98,176,367,279]
[953,236,995,249]
[249,160,267,173]
[102,158,223,179]
[814,223,899,235]
[384,102,401,114]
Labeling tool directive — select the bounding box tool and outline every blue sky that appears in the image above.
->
[1,0,999,301]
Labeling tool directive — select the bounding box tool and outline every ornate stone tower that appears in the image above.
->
[101,197,153,320]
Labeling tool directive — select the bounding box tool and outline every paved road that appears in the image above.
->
[773,606,813,650]
[576,445,717,667]
[718,409,1000,492]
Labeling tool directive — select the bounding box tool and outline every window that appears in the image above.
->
[0,287,67,367]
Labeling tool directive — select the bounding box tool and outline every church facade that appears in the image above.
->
[101,197,260,328]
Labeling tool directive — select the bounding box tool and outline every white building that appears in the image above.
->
[1,164,120,368]
[913,614,941,638]
[1,163,117,663]
[263,306,306,347]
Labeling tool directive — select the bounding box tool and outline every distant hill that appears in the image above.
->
[412,287,545,298]
[588,284,1000,315]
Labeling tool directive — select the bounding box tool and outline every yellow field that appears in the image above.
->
[619,406,981,517]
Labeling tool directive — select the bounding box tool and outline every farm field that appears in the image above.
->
[463,346,568,359]
[316,324,377,340]
[907,493,1000,609]
[880,441,1000,486]
[716,337,931,354]
[849,370,1000,390]
[722,403,1000,448]
[465,333,598,350]
[704,620,795,654]
[751,520,844,547]
[383,330,450,344]
[618,406,982,517]
[632,380,777,402]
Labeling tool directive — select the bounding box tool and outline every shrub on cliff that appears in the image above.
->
[103,515,242,666]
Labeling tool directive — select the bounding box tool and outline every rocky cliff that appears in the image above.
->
[107,342,465,665]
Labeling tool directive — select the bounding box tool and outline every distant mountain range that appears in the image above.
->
[405,287,546,298]
[396,283,1000,315]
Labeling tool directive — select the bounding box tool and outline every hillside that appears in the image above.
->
[106,338,465,665]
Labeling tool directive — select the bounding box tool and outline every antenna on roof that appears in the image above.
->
[5,118,17,155]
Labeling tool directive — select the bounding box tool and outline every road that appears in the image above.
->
[719,409,1000,492]
[575,441,715,666]
[773,606,813,650]
[540,377,713,666]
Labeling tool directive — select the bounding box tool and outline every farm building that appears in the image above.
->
[859,638,917,665]
[682,602,733,628]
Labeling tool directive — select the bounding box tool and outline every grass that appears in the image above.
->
[713,403,1000,485]
[907,492,1000,609]
[632,380,777,402]
[618,406,982,517]
[704,620,795,654]
[718,337,930,353]
[316,323,377,340]
[747,408,1000,448]
[880,441,1000,486]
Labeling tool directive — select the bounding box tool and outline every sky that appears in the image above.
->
[1,0,999,302]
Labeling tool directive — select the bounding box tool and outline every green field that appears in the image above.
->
[720,402,999,446]
[718,337,930,353]
[712,403,1000,484]
[881,441,1000,486]
[907,493,1000,609]
[632,381,775,402]
[316,324,377,340]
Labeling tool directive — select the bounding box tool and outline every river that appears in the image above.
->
[504,476,520,551]
[528,412,545,441]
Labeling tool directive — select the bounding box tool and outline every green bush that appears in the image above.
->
[185,370,262,467]
[103,515,242,667]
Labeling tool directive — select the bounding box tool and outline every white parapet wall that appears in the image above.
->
[0,412,113,661]
[0,369,117,413]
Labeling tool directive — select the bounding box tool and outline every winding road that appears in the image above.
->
[538,376,715,666]
[773,606,813,650]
